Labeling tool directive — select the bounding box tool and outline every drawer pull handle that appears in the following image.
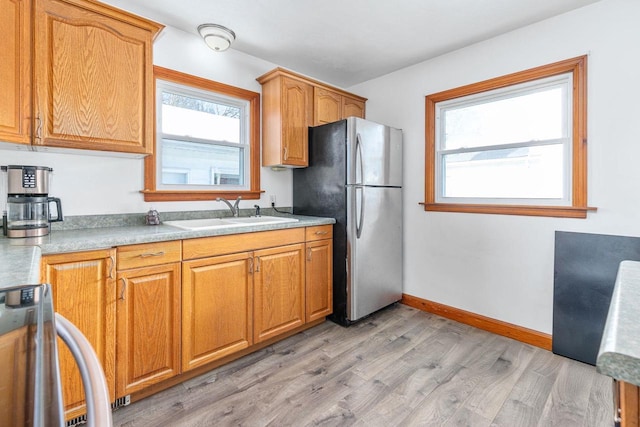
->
[139,251,165,258]
[314,231,328,235]
[248,257,254,275]
[255,257,261,272]
[307,247,312,261]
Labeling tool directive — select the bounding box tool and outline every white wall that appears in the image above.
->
[348,0,640,334]
[0,26,291,216]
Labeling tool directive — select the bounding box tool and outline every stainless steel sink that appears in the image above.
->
[164,216,298,231]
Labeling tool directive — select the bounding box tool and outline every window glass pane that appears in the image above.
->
[161,92,241,143]
[442,144,564,199]
[161,139,243,186]
[443,86,565,150]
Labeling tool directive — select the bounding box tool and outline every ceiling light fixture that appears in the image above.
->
[198,23,236,52]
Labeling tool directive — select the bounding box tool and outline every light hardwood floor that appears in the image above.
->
[112,304,613,426]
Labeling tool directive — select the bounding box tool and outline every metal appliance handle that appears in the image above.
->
[355,186,364,239]
[55,313,113,427]
[47,197,64,222]
[355,134,364,185]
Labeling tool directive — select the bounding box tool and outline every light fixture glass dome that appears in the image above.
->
[197,24,236,52]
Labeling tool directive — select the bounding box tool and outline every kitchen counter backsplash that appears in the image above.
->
[49,207,293,231]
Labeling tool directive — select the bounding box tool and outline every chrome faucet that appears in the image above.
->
[216,196,242,217]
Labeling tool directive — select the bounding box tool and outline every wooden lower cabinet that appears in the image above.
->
[618,379,640,427]
[116,262,181,396]
[305,239,333,323]
[182,252,253,371]
[40,249,117,421]
[253,243,306,343]
[0,326,29,425]
[36,225,333,414]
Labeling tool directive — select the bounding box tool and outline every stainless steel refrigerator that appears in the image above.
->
[293,117,403,326]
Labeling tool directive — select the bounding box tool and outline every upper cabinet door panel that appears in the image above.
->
[314,87,342,126]
[0,0,31,145]
[281,77,312,166]
[33,0,161,154]
[342,96,366,119]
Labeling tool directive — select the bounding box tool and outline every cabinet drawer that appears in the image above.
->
[183,228,305,260]
[305,225,332,242]
[117,241,182,270]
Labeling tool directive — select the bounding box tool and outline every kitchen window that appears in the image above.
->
[423,56,592,218]
[142,67,261,202]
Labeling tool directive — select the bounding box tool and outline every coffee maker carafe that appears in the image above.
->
[2,165,63,238]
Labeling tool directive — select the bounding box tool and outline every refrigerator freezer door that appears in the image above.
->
[347,117,402,187]
[347,186,403,321]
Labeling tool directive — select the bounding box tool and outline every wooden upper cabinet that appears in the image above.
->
[314,89,366,126]
[342,96,366,120]
[259,71,313,167]
[0,0,31,145]
[314,87,342,126]
[32,0,162,154]
[258,68,366,168]
[281,77,313,166]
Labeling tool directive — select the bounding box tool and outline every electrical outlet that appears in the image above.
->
[270,195,276,205]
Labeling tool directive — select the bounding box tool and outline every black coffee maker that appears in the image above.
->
[2,165,63,238]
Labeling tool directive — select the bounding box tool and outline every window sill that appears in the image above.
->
[142,190,263,202]
[420,202,597,218]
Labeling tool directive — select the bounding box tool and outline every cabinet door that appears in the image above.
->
[0,326,28,425]
[116,263,181,396]
[342,96,366,119]
[314,87,342,126]
[0,0,31,145]
[281,77,312,166]
[41,249,116,420]
[182,252,253,371]
[254,243,305,343]
[33,0,159,154]
[618,380,640,427]
[305,239,333,322]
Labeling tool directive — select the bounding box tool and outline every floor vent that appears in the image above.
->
[112,395,131,409]
[66,414,86,427]
[65,395,131,427]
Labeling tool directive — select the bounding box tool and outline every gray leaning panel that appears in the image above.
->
[553,231,640,365]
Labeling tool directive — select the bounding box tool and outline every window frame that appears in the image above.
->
[142,66,261,202]
[423,56,592,218]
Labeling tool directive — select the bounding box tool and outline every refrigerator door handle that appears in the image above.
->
[355,133,364,185]
[356,186,364,238]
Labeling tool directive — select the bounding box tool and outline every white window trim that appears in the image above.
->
[433,73,573,207]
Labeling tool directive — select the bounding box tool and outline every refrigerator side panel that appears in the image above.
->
[347,186,403,322]
[293,120,349,324]
[347,117,403,187]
